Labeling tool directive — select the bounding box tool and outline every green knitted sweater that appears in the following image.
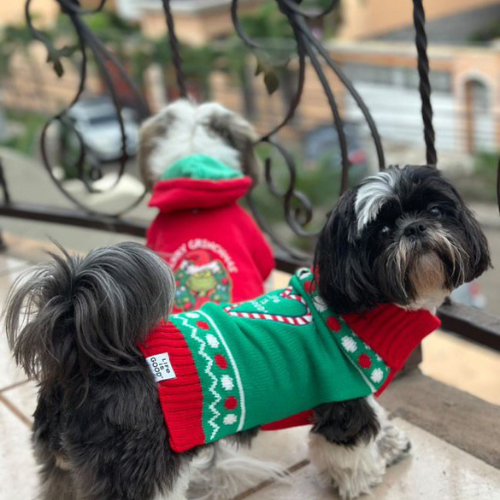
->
[139,268,440,452]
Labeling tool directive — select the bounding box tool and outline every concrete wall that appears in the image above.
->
[0,0,59,28]
[140,0,264,44]
[338,0,499,41]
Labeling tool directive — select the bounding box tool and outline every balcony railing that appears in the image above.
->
[0,0,498,354]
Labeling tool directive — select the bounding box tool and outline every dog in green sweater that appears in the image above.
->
[6,166,490,500]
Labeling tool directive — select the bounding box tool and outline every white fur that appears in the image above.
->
[309,432,385,500]
[146,100,242,178]
[188,441,289,500]
[355,169,400,235]
[308,397,410,500]
[368,397,411,467]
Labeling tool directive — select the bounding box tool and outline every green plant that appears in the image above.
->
[0,110,46,157]
[447,152,500,203]
[469,20,500,43]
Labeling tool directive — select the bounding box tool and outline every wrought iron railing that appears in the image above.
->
[0,0,498,351]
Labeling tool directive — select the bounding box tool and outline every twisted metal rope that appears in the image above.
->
[161,0,187,98]
[497,159,500,215]
[413,0,437,166]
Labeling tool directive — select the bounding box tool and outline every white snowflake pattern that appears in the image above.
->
[341,336,357,353]
[206,334,220,349]
[313,296,328,312]
[221,374,234,391]
[223,414,238,426]
[371,368,384,383]
[185,312,199,319]
[297,268,312,279]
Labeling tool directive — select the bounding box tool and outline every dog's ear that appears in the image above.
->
[138,110,176,190]
[314,188,379,314]
[208,112,260,184]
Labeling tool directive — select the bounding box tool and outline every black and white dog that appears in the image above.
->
[5,165,490,500]
[137,99,259,189]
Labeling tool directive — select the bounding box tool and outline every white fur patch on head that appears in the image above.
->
[354,169,401,235]
[147,99,243,178]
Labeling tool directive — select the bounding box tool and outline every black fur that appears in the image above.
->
[5,243,193,500]
[4,167,491,499]
[315,165,491,313]
[312,399,380,447]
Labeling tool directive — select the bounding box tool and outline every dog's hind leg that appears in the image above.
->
[32,389,79,500]
[35,443,78,500]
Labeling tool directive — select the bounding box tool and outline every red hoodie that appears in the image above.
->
[147,176,275,314]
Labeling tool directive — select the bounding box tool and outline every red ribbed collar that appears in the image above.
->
[148,177,253,213]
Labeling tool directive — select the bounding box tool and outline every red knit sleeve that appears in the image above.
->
[239,208,275,281]
[341,305,441,371]
[255,233,275,281]
[146,216,159,250]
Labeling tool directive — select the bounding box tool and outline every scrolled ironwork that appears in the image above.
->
[25,0,149,217]
[9,0,495,255]
[497,158,500,215]
[160,0,187,99]
[230,0,386,248]
[280,0,340,18]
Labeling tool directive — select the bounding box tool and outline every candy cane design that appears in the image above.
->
[224,287,313,326]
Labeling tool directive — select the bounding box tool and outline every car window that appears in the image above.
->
[88,114,118,126]
[305,125,359,161]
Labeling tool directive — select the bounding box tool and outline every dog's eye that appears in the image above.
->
[429,206,443,218]
[380,225,391,236]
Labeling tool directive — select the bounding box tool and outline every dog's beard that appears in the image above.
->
[378,227,467,307]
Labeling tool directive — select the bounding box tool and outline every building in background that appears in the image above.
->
[116,0,264,44]
[0,0,498,156]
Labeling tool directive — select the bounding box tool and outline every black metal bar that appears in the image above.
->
[298,23,386,172]
[0,203,148,237]
[0,159,11,205]
[497,158,500,214]
[438,303,500,351]
[161,0,187,98]
[413,0,437,165]
[293,13,350,194]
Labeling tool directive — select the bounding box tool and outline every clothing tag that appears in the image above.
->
[145,353,176,382]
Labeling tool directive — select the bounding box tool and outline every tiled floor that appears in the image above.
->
[0,245,499,500]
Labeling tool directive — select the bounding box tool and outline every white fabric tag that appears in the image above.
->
[145,352,176,382]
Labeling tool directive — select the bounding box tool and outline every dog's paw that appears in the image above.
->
[309,434,386,500]
[329,451,386,500]
[377,423,411,467]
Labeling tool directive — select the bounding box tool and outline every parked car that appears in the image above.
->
[63,98,139,162]
[304,122,368,172]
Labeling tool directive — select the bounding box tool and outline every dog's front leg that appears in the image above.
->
[309,397,408,500]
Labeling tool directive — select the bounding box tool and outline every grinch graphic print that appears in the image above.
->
[169,239,236,313]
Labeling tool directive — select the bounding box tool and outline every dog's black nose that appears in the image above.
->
[404,222,426,238]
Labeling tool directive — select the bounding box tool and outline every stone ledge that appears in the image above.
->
[380,369,500,469]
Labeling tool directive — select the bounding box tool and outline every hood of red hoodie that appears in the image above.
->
[148,176,253,213]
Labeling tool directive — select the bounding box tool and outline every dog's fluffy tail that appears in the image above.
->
[4,242,175,384]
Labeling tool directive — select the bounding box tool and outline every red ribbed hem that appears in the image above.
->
[139,322,206,453]
[261,410,314,431]
[342,304,441,372]
[148,177,253,213]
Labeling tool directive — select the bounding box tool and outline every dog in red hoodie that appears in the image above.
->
[139,100,275,314]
